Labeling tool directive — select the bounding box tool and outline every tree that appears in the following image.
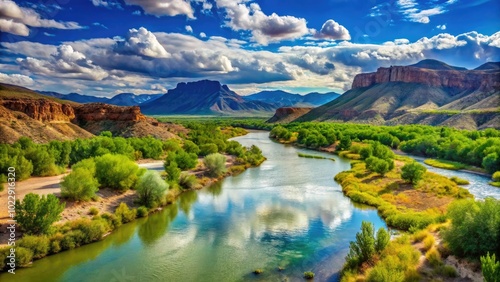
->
[204,153,227,177]
[337,136,352,151]
[483,153,500,174]
[401,162,426,185]
[481,253,500,282]
[165,161,181,182]
[183,140,200,155]
[174,150,198,170]
[366,156,391,176]
[346,221,376,268]
[61,168,99,201]
[375,227,390,253]
[15,193,65,235]
[136,171,168,208]
[199,143,218,156]
[94,154,140,191]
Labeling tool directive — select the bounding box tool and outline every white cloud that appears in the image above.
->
[199,32,207,38]
[0,1,85,36]
[313,19,351,41]
[17,45,109,81]
[91,0,123,9]
[215,0,309,45]
[124,0,195,18]
[437,24,447,30]
[395,0,456,24]
[116,27,170,58]
[185,25,193,33]
[0,72,34,86]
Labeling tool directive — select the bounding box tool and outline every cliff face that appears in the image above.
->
[267,107,313,123]
[0,99,75,122]
[352,66,500,91]
[73,103,147,122]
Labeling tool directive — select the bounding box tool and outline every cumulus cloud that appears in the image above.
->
[116,27,170,58]
[0,72,34,86]
[437,24,447,30]
[17,45,109,80]
[199,32,207,38]
[91,0,123,9]
[124,0,195,18]
[216,0,309,45]
[0,1,85,36]
[185,25,193,33]
[313,19,351,41]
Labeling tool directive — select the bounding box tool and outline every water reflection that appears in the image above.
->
[138,203,177,245]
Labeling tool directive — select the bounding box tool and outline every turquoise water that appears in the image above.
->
[5,131,386,281]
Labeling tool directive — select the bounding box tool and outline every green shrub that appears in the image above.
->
[304,271,315,279]
[444,198,500,258]
[18,235,50,259]
[375,228,390,253]
[492,171,500,182]
[401,162,426,185]
[183,140,200,155]
[101,212,121,228]
[89,207,99,215]
[365,156,391,176]
[94,154,140,191]
[449,176,470,185]
[435,265,458,278]
[367,261,405,282]
[13,247,33,267]
[346,221,376,268]
[136,171,168,208]
[481,253,500,282]
[425,247,442,267]
[115,203,137,224]
[15,193,65,235]
[199,143,219,156]
[423,235,435,251]
[137,206,149,218]
[50,240,62,254]
[204,153,227,177]
[179,172,197,189]
[69,218,107,243]
[165,161,181,182]
[61,167,99,201]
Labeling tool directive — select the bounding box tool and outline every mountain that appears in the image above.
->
[107,93,162,106]
[38,91,162,106]
[410,59,467,71]
[267,107,313,123]
[140,80,276,115]
[296,60,500,130]
[243,90,340,107]
[474,62,500,71]
[0,83,178,143]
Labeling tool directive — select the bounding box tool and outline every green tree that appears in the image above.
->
[337,136,352,151]
[136,171,168,208]
[174,150,198,170]
[375,227,390,253]
[199,143,219,156]
[481,253,500,282]
[346,221,376,268]
[204,153,227,177]
[366,156,391,176]
[183,140,200,155]
[483,153,500,174]
[165,161,181,182]
[94,154,140,191]
[401,162,427,185]
[61,167,99,201]
[15,193,65,235]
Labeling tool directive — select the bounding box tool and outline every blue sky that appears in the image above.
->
[0,0,499,96]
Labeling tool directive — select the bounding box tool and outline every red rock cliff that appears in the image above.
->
[352,66,500,90]
[0,99,75,122]
[73,103,147,122]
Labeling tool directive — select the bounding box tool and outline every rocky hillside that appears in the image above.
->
[0,83,177,143]
[297,60,500,130]
[243,90,339,107]
[267,107,313,123]
[140,80,275,115]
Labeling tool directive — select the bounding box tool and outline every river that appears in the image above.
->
[4,131,498,282]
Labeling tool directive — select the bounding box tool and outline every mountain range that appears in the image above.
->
[243,90,339,108]
[38,91,162,106]
[294,59,500,129]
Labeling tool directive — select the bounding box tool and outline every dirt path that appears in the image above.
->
[0,161,164,223]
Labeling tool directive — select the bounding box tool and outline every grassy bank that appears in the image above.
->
[424,159,467,170]
[297,152,335,161]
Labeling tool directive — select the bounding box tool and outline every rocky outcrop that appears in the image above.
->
[0,99,75,122]
[73,103,147,123]
[352,66,500,91]
[267,107,313,123]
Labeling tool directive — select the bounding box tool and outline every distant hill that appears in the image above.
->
[243,90,339,107]
[296,60,500,130]
[0,83,178,143]
[474,62,500,71]
[410,59,467,71]
[267,107,313,123]
[140,80,276,115]
[38,91,162,106]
